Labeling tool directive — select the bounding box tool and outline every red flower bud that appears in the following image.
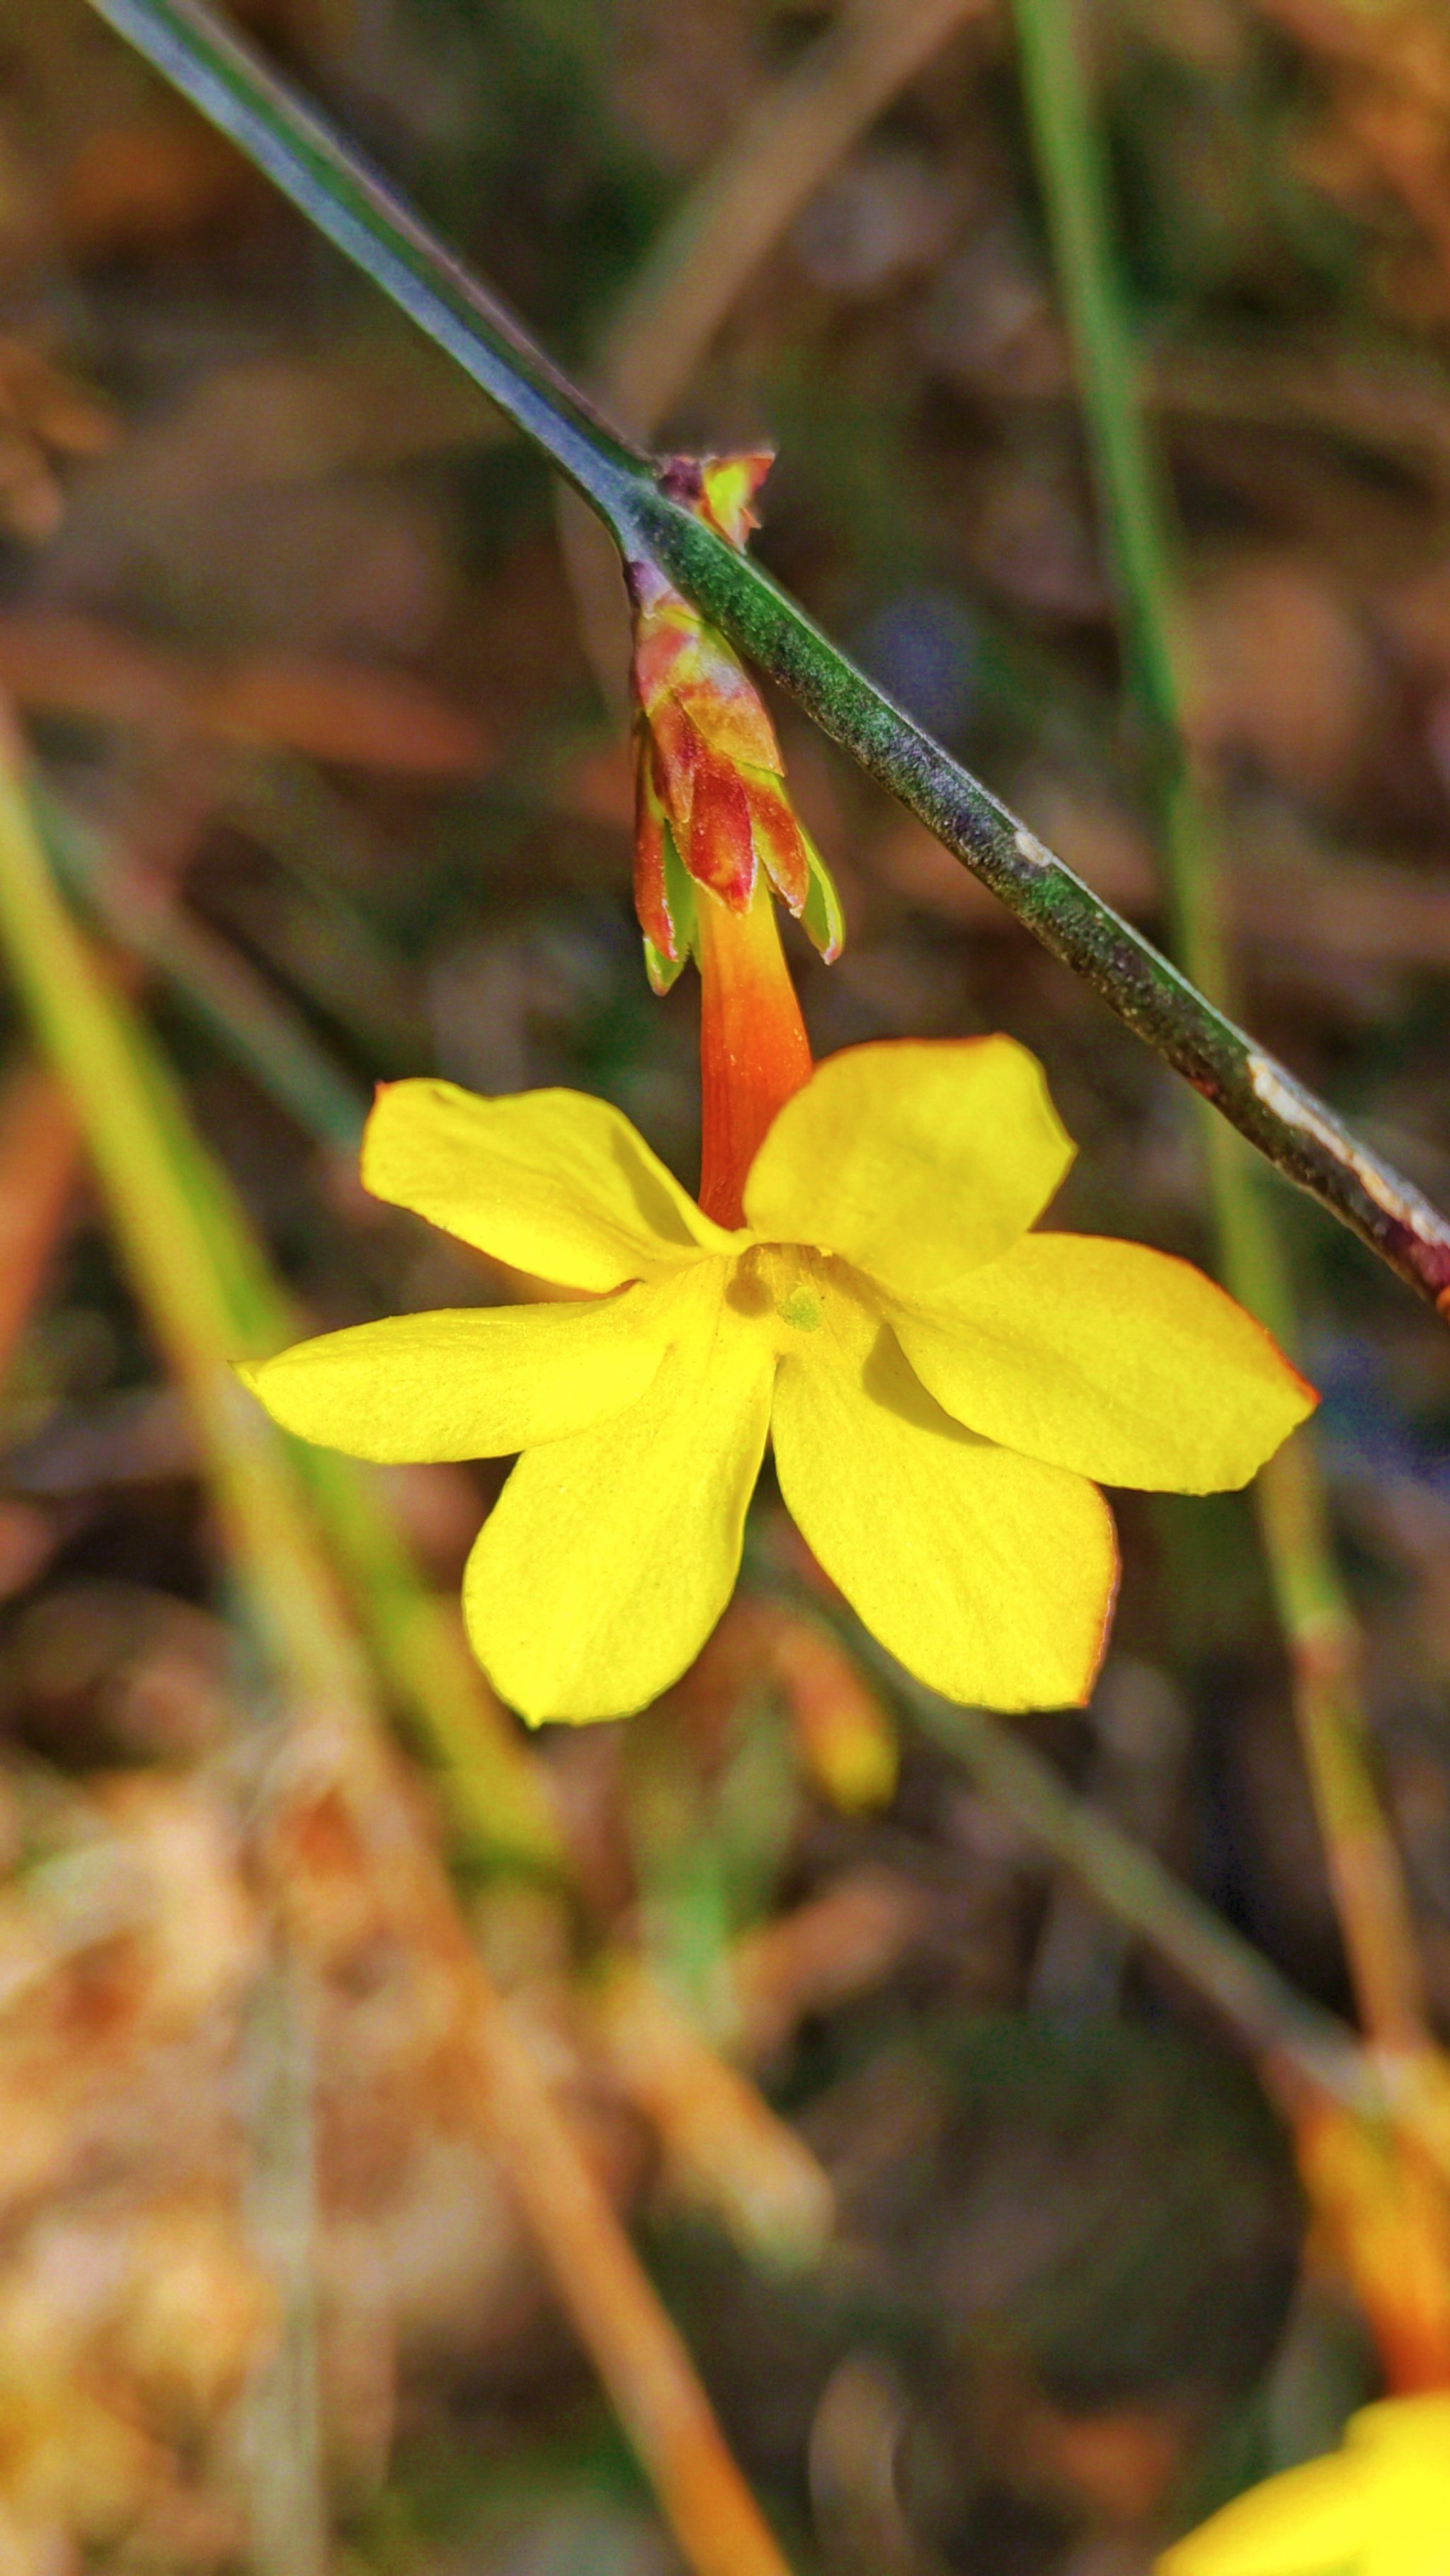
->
[628,457,843,996]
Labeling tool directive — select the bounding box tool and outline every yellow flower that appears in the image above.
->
[1157,2395,1450,2575]
[239,1034,1313,1727]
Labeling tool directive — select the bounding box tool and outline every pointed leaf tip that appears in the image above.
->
[801,833,845,961]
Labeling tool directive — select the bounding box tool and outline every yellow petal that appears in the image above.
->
[1365,2473,1450,2576]
[363,1078,736,1291]
[743,1038,1074,1299]
[894,1235,1317,1492]
[238,1295,666,1462]
[770,1272,1116,1710]
[464,1261,775,1723]
[1348,2395,1450,2458]
[1157,2452,1369,2574]
[1355,2405,1450,2576]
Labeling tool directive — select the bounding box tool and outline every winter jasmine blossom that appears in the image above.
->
[240,1024,1311,1724]
[240,453,1311,1726]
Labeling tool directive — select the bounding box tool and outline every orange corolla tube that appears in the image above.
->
[696,873,811,1227]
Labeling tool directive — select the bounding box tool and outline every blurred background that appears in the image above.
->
[1,0,1450,2570]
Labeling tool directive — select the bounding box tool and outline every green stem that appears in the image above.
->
[76,0,1450,1317]
[1011,0,1432,2059]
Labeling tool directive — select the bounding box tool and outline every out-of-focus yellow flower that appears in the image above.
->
[239,1034,1313,1726]
[1157,2394,1450,2575]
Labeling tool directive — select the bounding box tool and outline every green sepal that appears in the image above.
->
[644,828,700,993]
[644,935,687,995]
[662,824,699,951]
[801,829,845,961]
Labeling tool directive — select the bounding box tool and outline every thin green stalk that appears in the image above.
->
[1011,0,1432,2060]
[77,0,1450,1315]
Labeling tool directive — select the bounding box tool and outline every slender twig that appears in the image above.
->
[73,0,1450,1315]
[82,0,647,526]
[0,721,796,2576]
[1010,0,1437,2068]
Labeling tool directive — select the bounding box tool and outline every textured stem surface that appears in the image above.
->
[78,0,1450,1312]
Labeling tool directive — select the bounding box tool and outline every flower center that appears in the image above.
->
[776,1283,822,1332]
[727,1242,824,1336]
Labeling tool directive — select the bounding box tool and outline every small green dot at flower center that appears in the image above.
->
[775,1286,822,1332]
